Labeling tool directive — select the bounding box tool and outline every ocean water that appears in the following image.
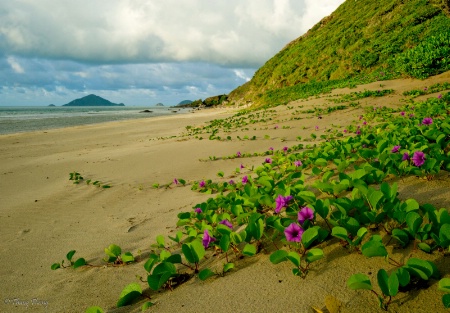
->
[0,106,191,135]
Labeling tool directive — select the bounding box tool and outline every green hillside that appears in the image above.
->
[229,0,450,107]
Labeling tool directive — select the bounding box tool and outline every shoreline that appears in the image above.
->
[0,107,194,137]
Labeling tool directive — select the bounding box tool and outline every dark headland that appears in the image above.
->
[63,94,125,107]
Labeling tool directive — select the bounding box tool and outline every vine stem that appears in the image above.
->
[388,257,403,267]
[180,262,195,271]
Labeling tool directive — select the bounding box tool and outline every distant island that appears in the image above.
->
[63,94,125,107]
[48,104,56,107]
[155,103,164,107]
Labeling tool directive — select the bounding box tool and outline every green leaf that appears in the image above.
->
[361,239,388,258]
[86,306,104,313]
[148,262,177,290]
[168,231,183,243]
[438,278,450,293]
[404,258,435,280]
[242,244,257,256]
[297,191,316,204]
[141,301,154,311]
[347,273,373,290]
[177,212,191,219]
[66,250,76,262]
[198,268,216,281]
[368,190,384,210]
[286,251,301,267]
[406,211,423,235]
[302,227,319,249]
[230,232,244,244]
[51,263,61,270]
[332,226,350,243]
[377,269,390,296]
[166,254,182,264]
[105,244,122,257]
[394,267,410,287]
[219,234,230,252]
[306,248,324,263]
[315,199,329,220]
[144,255,158,273]
[159,250,171,261]
[442,294,450,309]
[223,262,235,273]
[270,250,288,264]
[183,239,206,264]
[391,229,410,248]
[388,270,399,297]
[217,224,232,235]
[73,258,86,269]
[190,240,206,262]
[257,176,274,191]
[405,199,419,212]
[352,227,368,246]
[418,242,431,253]
[182,243,197,264]
[315,158,328,167]
[439,224,450,247]
[117,283,142,307]
[121,252,135,263]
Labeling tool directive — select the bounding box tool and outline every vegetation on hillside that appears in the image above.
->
[228,0,450,107]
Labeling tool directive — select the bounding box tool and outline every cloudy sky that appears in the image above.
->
[0,0,344,106]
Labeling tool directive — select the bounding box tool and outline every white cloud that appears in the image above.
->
[7,56,24,73]
[0,0,345,106]
[0,0,344,67]
[234,69,251,82]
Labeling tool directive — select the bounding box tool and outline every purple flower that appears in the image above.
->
[422,117,433,125]
[265,158,272,164]
[242,176,248,185]
[283,146,288,152]
[402,153,410,161]
[400,111,405,116]
[240,163,245,169]
[424,87,428,91]
[315,126,319,131]
[343,129,347,133]
[268,147,274,151]
[363,121,367,125]
[359,115,363,120]
[199,180,206,188]
[219,219,233,229]
[274,125,279,129]
[298,206,314,224]
[284,223,304,242]
[356,129,361,135]
[438,94,442,99]
[228,179,235,185]
[194,207,202,214]
[412,151,426,167]
[391,145,401,153]
[275,195,285,214]
[202,229,216,249]
[294,160,302,167]
[236,151,241,157]
[173,178,179,185]
[275,195,293,214]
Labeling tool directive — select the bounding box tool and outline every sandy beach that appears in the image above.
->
[1,73,450,313]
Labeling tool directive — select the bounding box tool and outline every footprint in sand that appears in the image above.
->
[18,229,31,236]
